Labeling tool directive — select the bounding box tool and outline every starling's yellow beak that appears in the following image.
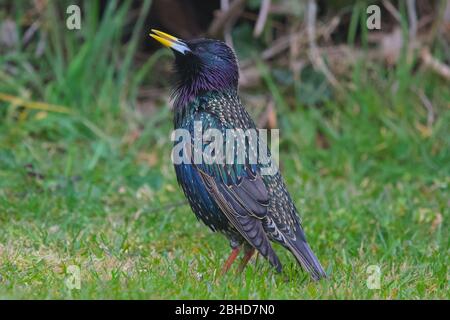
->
[150,29,191,54]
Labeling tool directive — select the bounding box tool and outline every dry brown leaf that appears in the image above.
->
[137,151,158,167]
[430,213,443,233]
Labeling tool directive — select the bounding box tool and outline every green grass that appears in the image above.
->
[0,1,449,299]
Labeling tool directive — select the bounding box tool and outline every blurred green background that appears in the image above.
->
[0,0,448,299]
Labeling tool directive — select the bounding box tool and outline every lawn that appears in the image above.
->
[0,1,448,299]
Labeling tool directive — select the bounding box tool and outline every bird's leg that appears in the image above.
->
[237,247,256,273]
[221,247,241,275]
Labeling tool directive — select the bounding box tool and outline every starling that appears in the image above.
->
[150,29,326,280]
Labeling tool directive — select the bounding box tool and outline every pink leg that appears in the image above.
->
[237,248,256,273]
[221,247,241,275]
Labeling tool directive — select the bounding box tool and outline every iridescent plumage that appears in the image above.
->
[151,31,326,280]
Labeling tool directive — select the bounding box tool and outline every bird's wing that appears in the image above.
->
[189,111,281,271]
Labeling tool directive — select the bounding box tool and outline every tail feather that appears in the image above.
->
[288,239,326,281]
[234,214,283,273]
